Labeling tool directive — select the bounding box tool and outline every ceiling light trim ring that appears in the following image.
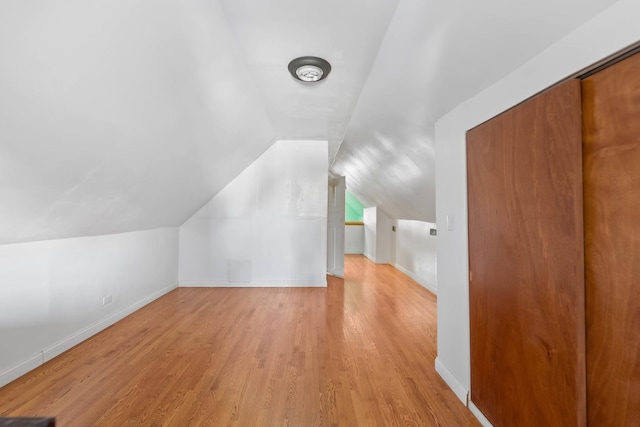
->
[288,56,331,82]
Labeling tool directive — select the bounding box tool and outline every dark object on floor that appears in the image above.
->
[0,418,55,427]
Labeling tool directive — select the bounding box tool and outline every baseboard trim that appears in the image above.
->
[435,357,468,405]
[393,264,437,295]
[0,352,43,389]
[363,253,389,264]
[469,401,494,427]
[0,281,178,388]
[179,279,327,288]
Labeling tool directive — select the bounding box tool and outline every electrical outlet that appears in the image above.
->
[102,295,113,305]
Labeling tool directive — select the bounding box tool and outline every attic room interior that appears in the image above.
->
[1,0,639,426]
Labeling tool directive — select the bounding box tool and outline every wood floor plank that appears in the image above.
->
[0,255,478,426]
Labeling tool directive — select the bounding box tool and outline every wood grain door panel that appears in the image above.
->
[467,80,585,426]
[583,51,640,426]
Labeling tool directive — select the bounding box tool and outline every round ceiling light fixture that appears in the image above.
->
[288,56,331,82]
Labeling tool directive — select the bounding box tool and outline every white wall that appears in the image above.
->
[345,225,364,254]
[376,209,392,264]
[363,207,393,264]
[0,227,179,387]
[389,219,397,265]
[394,220,437,294]
[363,207,377,261]
[434,0,640,408]
[327,177,346,277]
[179,140,328,287]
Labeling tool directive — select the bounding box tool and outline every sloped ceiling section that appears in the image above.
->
[0,0,622,244]
[0,0,275,244]
[332,0,619,222]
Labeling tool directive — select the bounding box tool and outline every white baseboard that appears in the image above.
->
[0,281,178,388]
[179,278,327,288]
[0,352,43,389]
[435,357,468,405]
[434,358,493,427]
[363,253,389,264]
[393,264,437,295]
[469,401,494,427]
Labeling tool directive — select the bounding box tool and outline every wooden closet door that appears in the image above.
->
[467,80,585,426]
[583,52,640,426]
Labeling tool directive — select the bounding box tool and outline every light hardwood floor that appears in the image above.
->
[0,255,478,426]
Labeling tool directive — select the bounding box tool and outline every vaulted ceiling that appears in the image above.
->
[0,0,619,244]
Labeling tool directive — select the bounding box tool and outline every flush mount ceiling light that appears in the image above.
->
[288,56,331,82]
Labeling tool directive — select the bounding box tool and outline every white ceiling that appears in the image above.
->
[0,0,620,243]
[332,0,619,221]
